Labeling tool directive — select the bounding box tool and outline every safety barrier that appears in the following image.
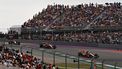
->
[6,44,122,69]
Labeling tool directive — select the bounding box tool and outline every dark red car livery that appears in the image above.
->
[78,49,99,59]
[40,42,56,49]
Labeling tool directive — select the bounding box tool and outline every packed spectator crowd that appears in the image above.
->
[20,3,122,44]
[43,32,122,44]
[0,45,59,69]
[22,2,122,29]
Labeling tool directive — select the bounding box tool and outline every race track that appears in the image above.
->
[0,42,122,68]
[20,43,122,67]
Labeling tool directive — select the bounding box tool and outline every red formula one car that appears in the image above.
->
[40,42,56,49]
[78,49,99,59]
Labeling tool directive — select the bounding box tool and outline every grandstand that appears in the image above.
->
[0,2,122,69]
[21,3,122,44]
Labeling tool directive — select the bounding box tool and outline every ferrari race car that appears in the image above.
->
[40,42,56,49]
[8,40,20,45]
[78,49,99,59]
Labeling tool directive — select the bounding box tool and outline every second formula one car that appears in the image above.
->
[78,49,99,59]
[40,42,56,49]
[8,40,20,45]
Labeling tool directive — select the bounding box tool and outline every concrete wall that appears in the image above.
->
[0,39,122,50]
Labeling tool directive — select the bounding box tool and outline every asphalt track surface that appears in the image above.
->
[21,43,122,67]
[1,42,122,68]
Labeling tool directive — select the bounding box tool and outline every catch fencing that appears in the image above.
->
[6,44,122,69]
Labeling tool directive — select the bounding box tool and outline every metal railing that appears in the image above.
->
[5,44,122,69]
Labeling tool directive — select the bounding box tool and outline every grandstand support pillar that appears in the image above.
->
[28,29,31,40]
[39,29,42,40]
[41,31,43,41]
[53,51,55,65]
[78,56,80,69]
[65,54,67,69]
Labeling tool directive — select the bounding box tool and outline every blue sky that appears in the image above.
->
[0,0,122,33]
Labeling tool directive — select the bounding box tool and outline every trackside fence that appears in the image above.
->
[6,44,122,69]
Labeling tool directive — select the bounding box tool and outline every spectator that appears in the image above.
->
[21,3,122,44]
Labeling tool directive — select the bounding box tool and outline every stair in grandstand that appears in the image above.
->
[83,5,122,30]
[83,10,107,30]
[43,12,64,31]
